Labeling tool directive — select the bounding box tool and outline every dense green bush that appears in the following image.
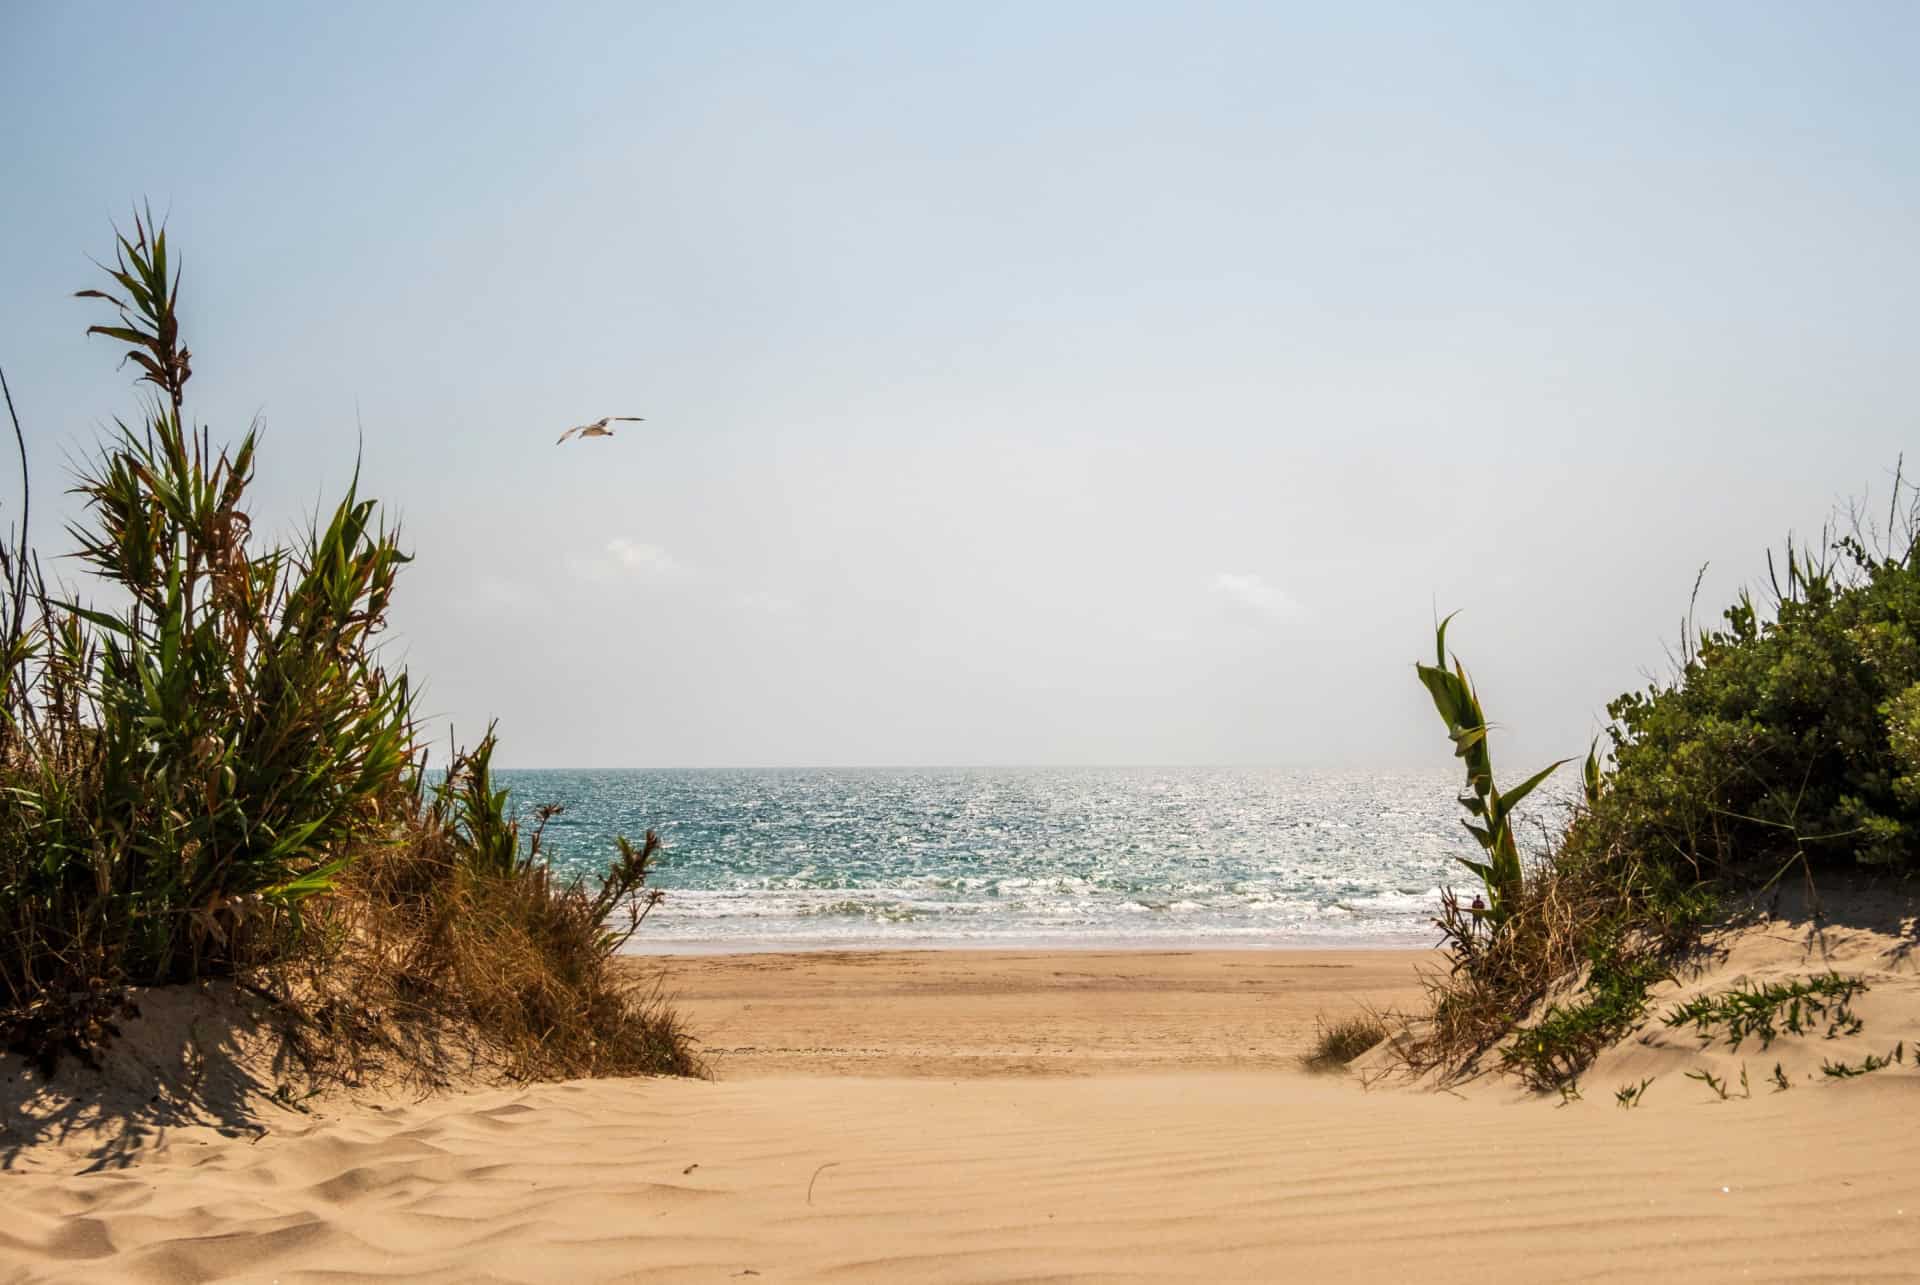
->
[1412,497,1920,1088]
[1576,524,1920,881]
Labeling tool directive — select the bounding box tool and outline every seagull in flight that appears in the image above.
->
[556,416,644,444]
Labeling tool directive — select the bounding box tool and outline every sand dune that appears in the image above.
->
[4,936,1918,1282]
[7,1066,1917,1282]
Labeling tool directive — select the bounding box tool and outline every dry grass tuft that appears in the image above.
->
[1301,1009,1390,1072]
[268,788,704,1090]
[1393,815,1711,1088]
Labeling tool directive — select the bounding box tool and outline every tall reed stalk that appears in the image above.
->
[1415,614,1570,930]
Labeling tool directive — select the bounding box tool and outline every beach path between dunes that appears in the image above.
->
[649,947,1435,1077]
[5,948,1919,1283]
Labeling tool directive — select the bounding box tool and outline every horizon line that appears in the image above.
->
[488,762,1452,773]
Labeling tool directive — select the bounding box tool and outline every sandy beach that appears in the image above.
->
[649,947,1435,1076]
[5,936,1918,1282]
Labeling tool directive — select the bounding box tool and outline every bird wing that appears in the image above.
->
[559,417,640,443]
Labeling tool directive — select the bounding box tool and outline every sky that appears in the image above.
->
[2,1,1916,768]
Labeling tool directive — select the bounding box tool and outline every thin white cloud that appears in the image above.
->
[1209,571,1298,617]
[606,538,684,577]
[567,538,691,585]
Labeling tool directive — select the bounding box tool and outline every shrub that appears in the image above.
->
[1407,479,1920,1088]
[1578,519,1920,880]
[0,214,696,1082]
[0,214,414,1011]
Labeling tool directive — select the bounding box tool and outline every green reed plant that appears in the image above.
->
[0,212,697,1080]
[0,213,418,1009]
[1415,614,1572,930]
[439,724,523,879]
[1405,616,1709,1092]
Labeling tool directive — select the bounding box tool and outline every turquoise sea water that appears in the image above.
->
[497,767,1485,952]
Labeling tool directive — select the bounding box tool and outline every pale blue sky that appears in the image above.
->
[3,2,1915,767]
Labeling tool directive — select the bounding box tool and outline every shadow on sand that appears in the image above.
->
[0,981,470,1175]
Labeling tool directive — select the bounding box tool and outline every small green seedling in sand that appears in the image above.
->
[1739,1064,1751,1099]
[1614,1077,1653,1109]
[1686,1068,1730,1100]
[271,1082,318,1113]
[1770,1062,1791,1092]
[1822,1046,1903,1079]
[1662,974,1868,1051]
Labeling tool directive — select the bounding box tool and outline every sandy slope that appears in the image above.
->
[6,1067,1916,1282]
[1581,889,1920,1098]
[4,937,1919,1283]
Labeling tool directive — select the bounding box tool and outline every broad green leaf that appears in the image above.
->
[1497,757,1574,818]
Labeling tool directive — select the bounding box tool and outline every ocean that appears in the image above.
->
[496,766,1488,952]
